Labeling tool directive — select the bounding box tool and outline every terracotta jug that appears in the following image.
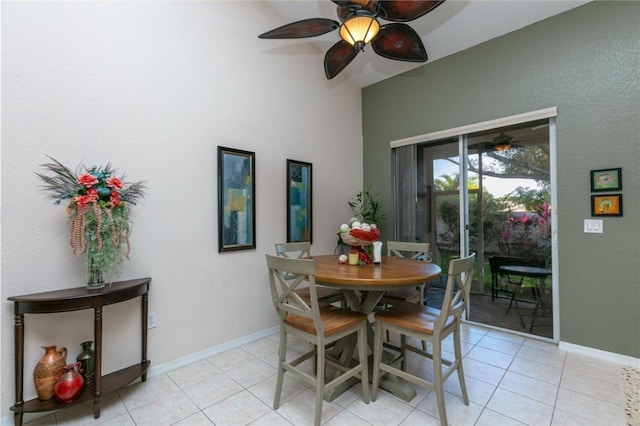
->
[54,363,84,404]
[33,345,67,401]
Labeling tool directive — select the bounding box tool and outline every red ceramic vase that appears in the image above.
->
[54,363,84,404]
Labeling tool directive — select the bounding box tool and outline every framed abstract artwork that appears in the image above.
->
[591,194,622,217]
[217,147,256,252]
[286,159,312,243]
[590,168,622,192]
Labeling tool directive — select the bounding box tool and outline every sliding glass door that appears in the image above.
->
[393,119,554,338]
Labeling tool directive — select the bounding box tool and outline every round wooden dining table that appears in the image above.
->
[311,254,442,401]
[313,254,442,289]
[313,254,441,313]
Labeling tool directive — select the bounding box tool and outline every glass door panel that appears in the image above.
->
[467,123,552,338]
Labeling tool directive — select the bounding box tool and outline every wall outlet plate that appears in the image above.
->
[148,311,157,328]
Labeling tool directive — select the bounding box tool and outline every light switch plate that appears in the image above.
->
[584,219,603,233]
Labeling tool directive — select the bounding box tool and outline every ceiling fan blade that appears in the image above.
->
[324,40,359,79]
[258,18,339,39]
[371,23,427,62]
[377,0,445,22]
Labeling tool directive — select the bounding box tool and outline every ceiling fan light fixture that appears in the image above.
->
[493,132,514,151]
[494,142,511,152]
[339,15,380,50]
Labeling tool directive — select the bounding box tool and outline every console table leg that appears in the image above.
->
[14,311,24,426]
[92,399,102,419]
[93,306,103,419]
[141,292,148,382]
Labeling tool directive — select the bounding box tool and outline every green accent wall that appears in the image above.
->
[362,1,639,357]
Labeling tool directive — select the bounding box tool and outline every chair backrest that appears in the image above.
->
[265,254,323,334]
[275,242,311,259]
[387,241,431,263]
[436,254,475,331]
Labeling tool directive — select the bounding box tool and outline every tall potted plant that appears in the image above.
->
[347,188,386,227]
[37,157,146,288]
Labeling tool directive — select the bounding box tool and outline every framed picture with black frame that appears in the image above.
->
[590,168,622,192]
[591,194,623,217]
[286,159,312,243]
[217,146,256,252]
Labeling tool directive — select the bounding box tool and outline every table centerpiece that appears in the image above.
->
[335,189,386,266]
[337,218,380,266]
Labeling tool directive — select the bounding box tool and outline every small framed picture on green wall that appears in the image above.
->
[590,168,622,192]
[591,194,623,217]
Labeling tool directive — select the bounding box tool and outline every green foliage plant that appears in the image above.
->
[348,187,386,228]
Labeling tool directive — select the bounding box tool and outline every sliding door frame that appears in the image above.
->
[390,108,559,342]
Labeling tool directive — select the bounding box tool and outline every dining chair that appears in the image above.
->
[382,241,431,350]
[265,254,370,426]
[383,241,431,304]
[371,254,475,426]
[275,242,345,305]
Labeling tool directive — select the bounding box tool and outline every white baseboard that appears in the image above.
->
[1,326,279,426]
[144,326,279,379]
[559,340,640,368]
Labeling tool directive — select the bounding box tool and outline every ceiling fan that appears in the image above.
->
[474,132,523,152]
[259,0,445,80]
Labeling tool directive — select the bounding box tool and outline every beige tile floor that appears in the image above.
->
[25,323,628,426]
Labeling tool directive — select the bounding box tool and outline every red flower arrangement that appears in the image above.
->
[37,157,146,287]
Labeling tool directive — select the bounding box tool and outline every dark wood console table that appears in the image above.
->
[8,277,151,426]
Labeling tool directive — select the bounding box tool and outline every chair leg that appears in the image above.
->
[453,327,469,405]
[506,286,528,328]
[400,334,407,371]
[274,329,287,409]
[357,322,370,404]
[418,288,427,352]
[528,290,544,332]
[513,298,527,329]
[371,319,384,401]
[491,274,497,301]
[432,339,448,426]
[314,339,325,426]
[506,276,524,314]
[506,290,517,314]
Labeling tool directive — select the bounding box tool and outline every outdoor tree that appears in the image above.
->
[443,144,551,203]
[470,146,550,182]
[435,177,509,251]
[435,145,551,259]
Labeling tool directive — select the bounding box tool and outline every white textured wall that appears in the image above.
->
[1,2,363,418]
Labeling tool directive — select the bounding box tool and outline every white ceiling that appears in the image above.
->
[263,0,591,87]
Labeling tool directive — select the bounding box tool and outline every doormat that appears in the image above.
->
[623,366,640,426]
